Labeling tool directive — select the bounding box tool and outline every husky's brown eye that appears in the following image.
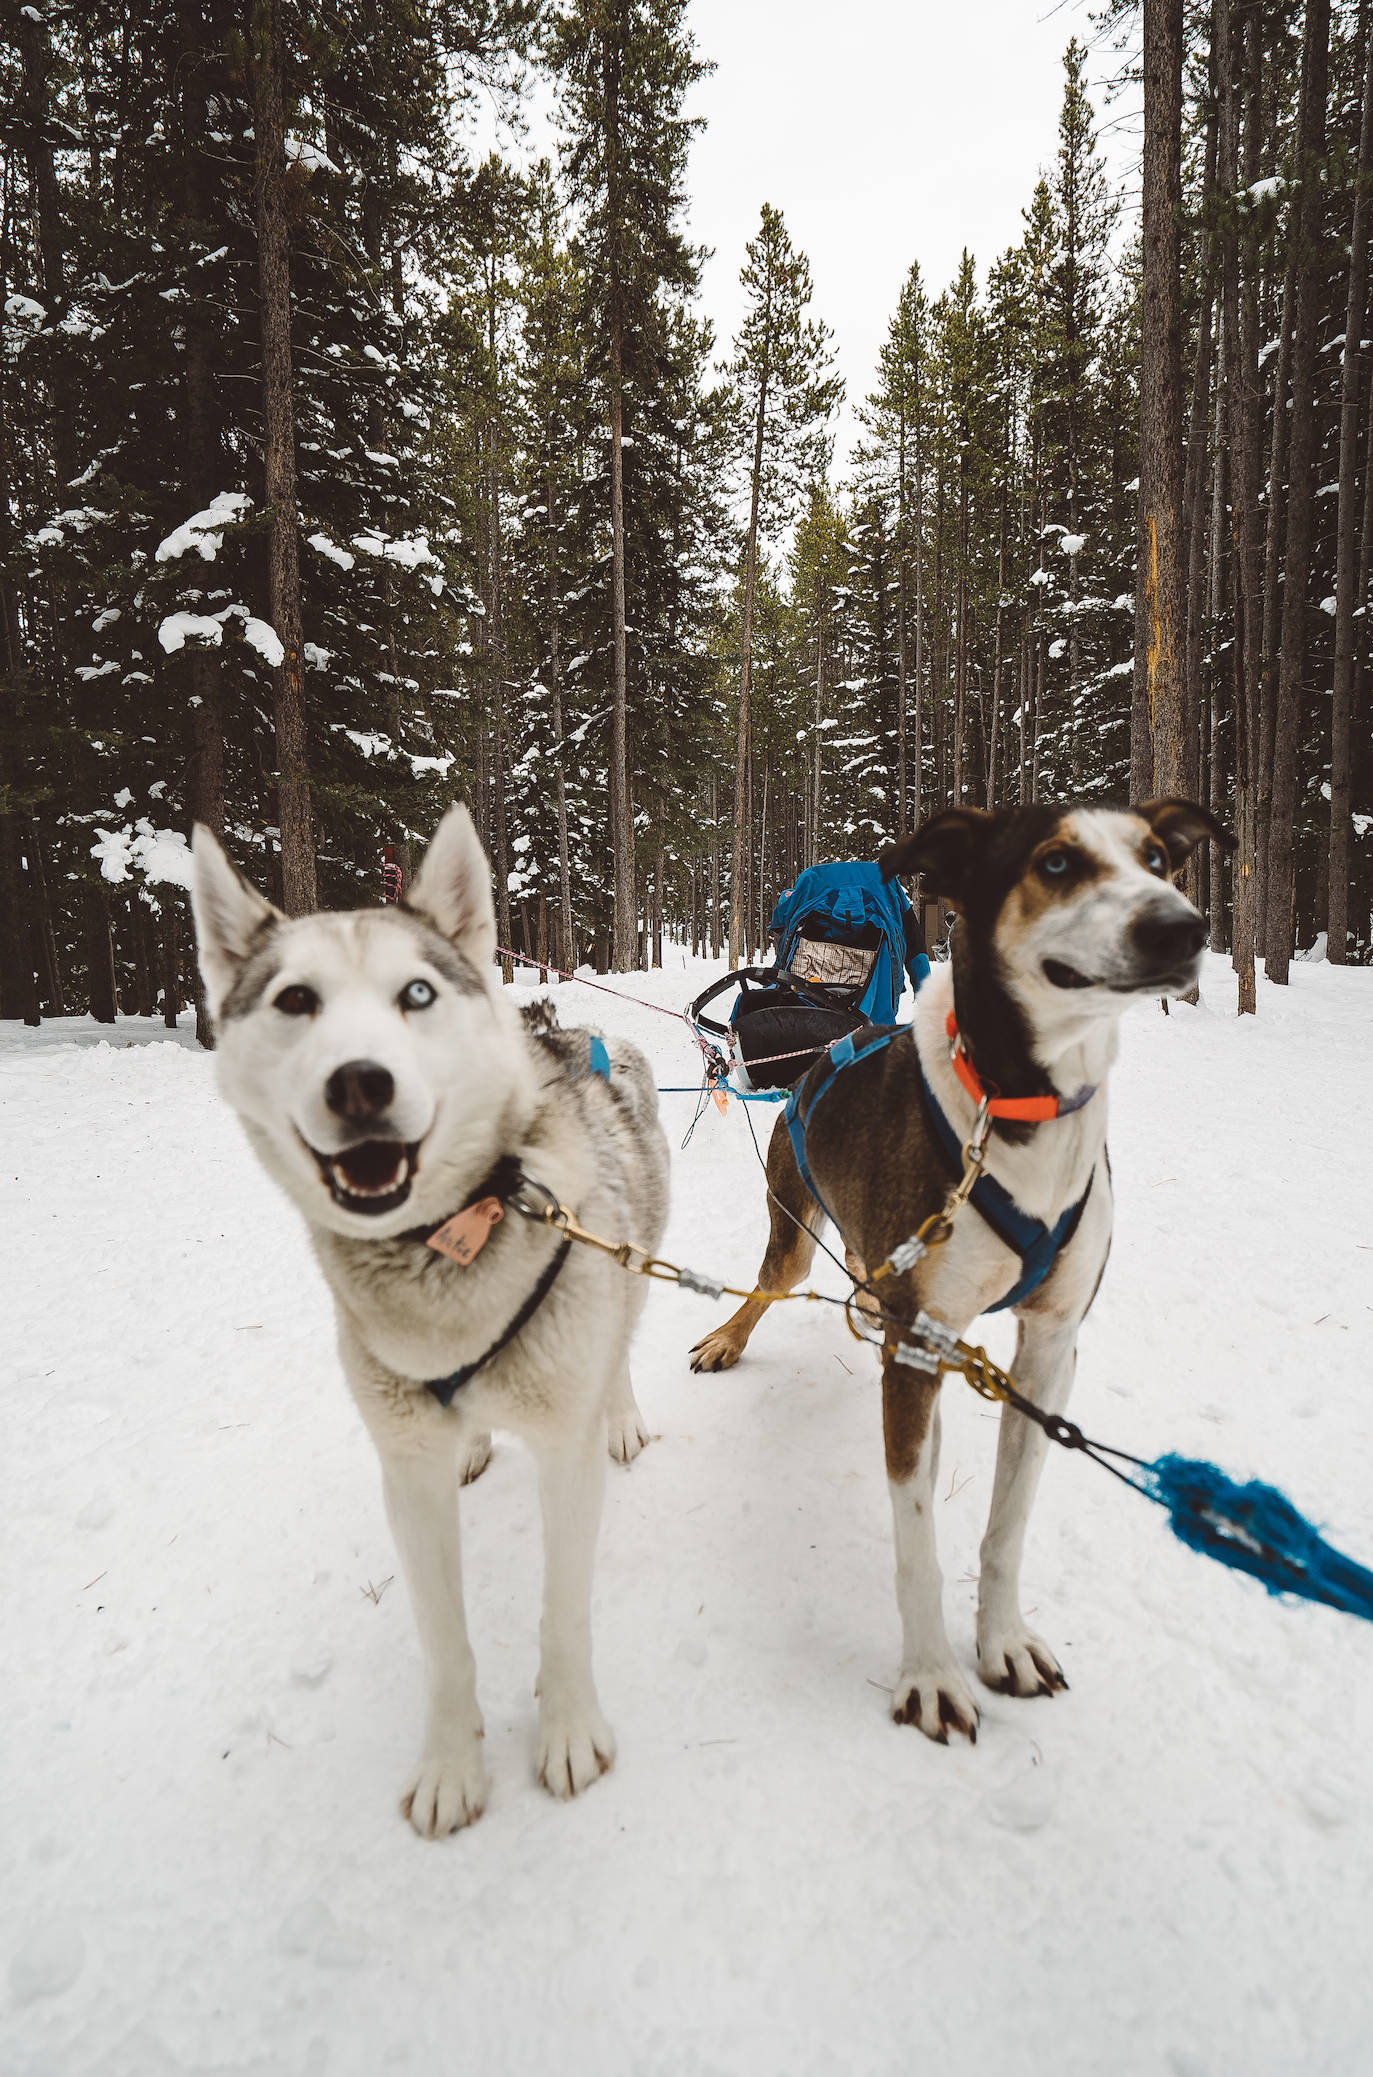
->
[1144,842,1169,876]
[1039,848,1073,881]
[273,983,318,1017]
[400,978,436,1011]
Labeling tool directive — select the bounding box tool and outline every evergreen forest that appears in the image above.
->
[2,0,1370,1038]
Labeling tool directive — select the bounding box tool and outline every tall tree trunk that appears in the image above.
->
[601,28,635,969]
[953,447,967,805]
[913,401,925,823]
[1207,368,1228,955]
[896,403,908,830]
[0,815,40,1025]
[730,352,769,962]
[29,818,65,1015]
[811,617,825,864]
[181,0,225,1044]
[1224,0,1265,1014]
[87,887,118,1024]
[1257,256,1295,952]
[547,475,574,976]
[1183,36,1220,827]
[1265,0,1330,985]
[709,770,721,958]
[483,261,512,977]
[1135,0,1188,809]
[248,0,315,915]
[161,903,181,1027]
[1328,11,1373,962]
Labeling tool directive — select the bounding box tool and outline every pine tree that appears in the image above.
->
[545,0,708,968]
[723,202,841,961]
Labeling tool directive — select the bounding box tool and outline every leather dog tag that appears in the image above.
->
[427,1198,504,1265]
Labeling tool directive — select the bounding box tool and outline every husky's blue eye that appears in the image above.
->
[273,983,318,1016]
[1039,849,1072,880]
[400,979,436,1012]
[1144,842,1169,876]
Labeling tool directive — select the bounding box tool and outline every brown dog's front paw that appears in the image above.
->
[891,1666,980,1744]
[688,1329,744,1373]
[977,1631,1068,1699]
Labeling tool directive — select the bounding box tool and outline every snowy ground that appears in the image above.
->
[4,952,1372,2077]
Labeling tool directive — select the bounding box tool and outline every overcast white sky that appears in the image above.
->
[681,0,1140,466]
[470,0,1140,469]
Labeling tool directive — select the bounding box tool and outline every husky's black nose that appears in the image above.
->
[325,1058,395,1122]
[1133,903,1207,968]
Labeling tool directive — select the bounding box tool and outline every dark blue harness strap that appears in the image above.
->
[785,1025,906,1227]
[424,1234,573,1407]
[917,1060,1092,1308]
[785,1021,1093,1312]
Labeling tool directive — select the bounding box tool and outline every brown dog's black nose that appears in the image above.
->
[325,1059,395,1121]
[1134,904,1206,967]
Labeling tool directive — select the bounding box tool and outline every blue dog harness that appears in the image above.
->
[785,1024,1094,1313]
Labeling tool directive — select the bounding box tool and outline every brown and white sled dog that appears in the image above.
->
[191,806,669,1837]
[691,797,1231,1744]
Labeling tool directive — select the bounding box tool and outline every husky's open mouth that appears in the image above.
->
[308,1137,421,1216]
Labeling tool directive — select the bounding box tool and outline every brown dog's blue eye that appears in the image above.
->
[1039,849,1071,880]
[400,979,436,1011]
[273,984,318,1017]
[1145,843,1169,875]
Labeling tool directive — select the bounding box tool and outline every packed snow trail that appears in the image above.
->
[3,953,1372,2077]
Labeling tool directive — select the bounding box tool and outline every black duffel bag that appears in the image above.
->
[689,967,870,1093]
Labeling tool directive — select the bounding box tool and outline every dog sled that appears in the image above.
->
[686,859,932,1096]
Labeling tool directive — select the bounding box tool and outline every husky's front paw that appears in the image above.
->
[537,1704,616,1799]
[457,1432,492,1486]
[977,1628,1068,1699]
[891,1663,980,1744]
[607,1404,649,1465]
[400,1740,489,1838]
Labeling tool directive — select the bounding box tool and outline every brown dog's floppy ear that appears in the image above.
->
[880,806,998,911]
[1137,796,1236,869]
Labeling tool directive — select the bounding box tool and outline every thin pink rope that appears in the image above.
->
[494,945,861,1075]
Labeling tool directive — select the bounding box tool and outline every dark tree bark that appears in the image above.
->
[1256,252,1295,952]
[86,887,118,1025]
[1134,0,1188,809]
[1265,0,1330,985]
[1183,33,1219,817]
[247,0,315,916]
[896,401,909,831]
[0,814,40,1024]
[1328,11,1373,962]
[600,25,635,970]
[547,471,574,976]
[1226,0,1266,1015]
[161,904,182,1028]
[730,335,768,961]
[180,0,226,1042]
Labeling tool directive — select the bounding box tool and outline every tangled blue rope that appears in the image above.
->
[1121,1453,1373,1621]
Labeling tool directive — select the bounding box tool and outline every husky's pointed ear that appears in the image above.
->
[880,807,998,912]
[1137,796,1236,868]
[408,805,497,968]
[190,825,280,1016]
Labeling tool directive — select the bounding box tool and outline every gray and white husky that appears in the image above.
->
[191,805,669,1837]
